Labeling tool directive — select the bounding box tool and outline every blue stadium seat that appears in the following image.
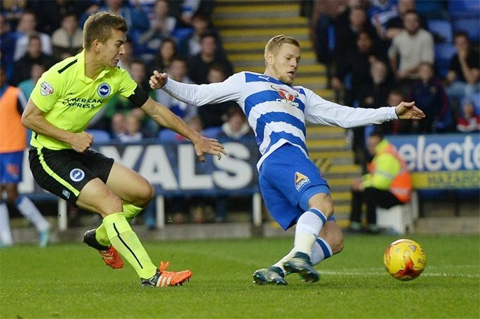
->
[427,19,453,43]
[434,43,456,78]
[452,18,480,43]
[448,0,480,18]
[86,129,111,143]
[158,129,179,142]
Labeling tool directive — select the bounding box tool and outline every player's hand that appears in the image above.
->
[395,101,425,120]
[193,136,227,162]
[70,132,93,153]
[149,71,168,90]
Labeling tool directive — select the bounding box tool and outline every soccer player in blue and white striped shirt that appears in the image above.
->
[150,35,425,285]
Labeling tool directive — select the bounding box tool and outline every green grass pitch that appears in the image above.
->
[1,234,479,319]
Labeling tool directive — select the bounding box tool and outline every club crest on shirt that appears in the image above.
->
[40,82,54,96]
[271,85,299,108]
[97,83,111,98]
[69,168,85,182]
[294,172,310,191]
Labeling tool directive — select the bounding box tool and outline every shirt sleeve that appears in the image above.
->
[30,69,61,113]
[118,68,138,99]
[162,72,244,106]
[303,88,398,127]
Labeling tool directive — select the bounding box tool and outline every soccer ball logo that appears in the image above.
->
[383,239,426,281]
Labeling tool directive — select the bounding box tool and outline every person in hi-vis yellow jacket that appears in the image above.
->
[348,129,412,233]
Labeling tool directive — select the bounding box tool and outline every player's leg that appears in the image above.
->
[311,218,344,265]
[3,151,50,246]
[0,185,14,247]
[91,161,155,248]
[29,148,191,286]
[5,184,51,247]
[78,176,192,287]
[0,160,14,247]
[282,190,333,282]
[76,178,158,278]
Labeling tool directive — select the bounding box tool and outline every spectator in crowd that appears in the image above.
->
[0,14,21,83]
[348,129,412,234]
[381,0,427,42]
[128,59,159,138]
[198,64,240,128]
[334,6,380,70]
[408,62,450,133]
[363,60,395,110]
[111,113,127,141]
[0,65,51,248]
[79,0,150,45]
[147,37,178,75]
[214,106,254,223]
[13,35,53,85]
[18,62,45,100]
[310,0,347,65]
[138,0,177,58]
[386,88,405,134]
[217,106,253,141]
[0,0,27,31]
[13,11,52,62]
[177,12,222,58]
[29,0,90,35]
[388,10,434,93]
[456,99,480,132]
[368,0,398,36]
[331,31,386,106]
[178,0,203,26]
[187,32,233,85]
[117,38,134,71]
[51,12,83,61]
[331,31,385,165]
[155,57,197,124]
[130,58,151,91]
[117,113,144,143]
[445,32,480,115]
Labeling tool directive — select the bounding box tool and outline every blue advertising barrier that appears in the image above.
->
[387,134,480,190]
[19,137,262,229]
[386,134,480,215]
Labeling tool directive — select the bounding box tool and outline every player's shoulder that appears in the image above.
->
[44,55,80,79]
[293,85,309,97]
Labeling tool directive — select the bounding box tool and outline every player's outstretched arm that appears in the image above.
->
[22,99,93,153]
[141,97,226,161]
[395,101,425,120]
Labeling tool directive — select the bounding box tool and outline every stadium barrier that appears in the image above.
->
[19,137,261,230]
[376,133,479,234]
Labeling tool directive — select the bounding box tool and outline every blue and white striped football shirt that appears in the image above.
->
[162,71,398,169]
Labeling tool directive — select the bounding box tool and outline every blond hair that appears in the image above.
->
[83,12,128,50]
[264,35,300,60]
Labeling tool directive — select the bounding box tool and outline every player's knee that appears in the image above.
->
[132,183,155,206]
[308,193,334,217]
